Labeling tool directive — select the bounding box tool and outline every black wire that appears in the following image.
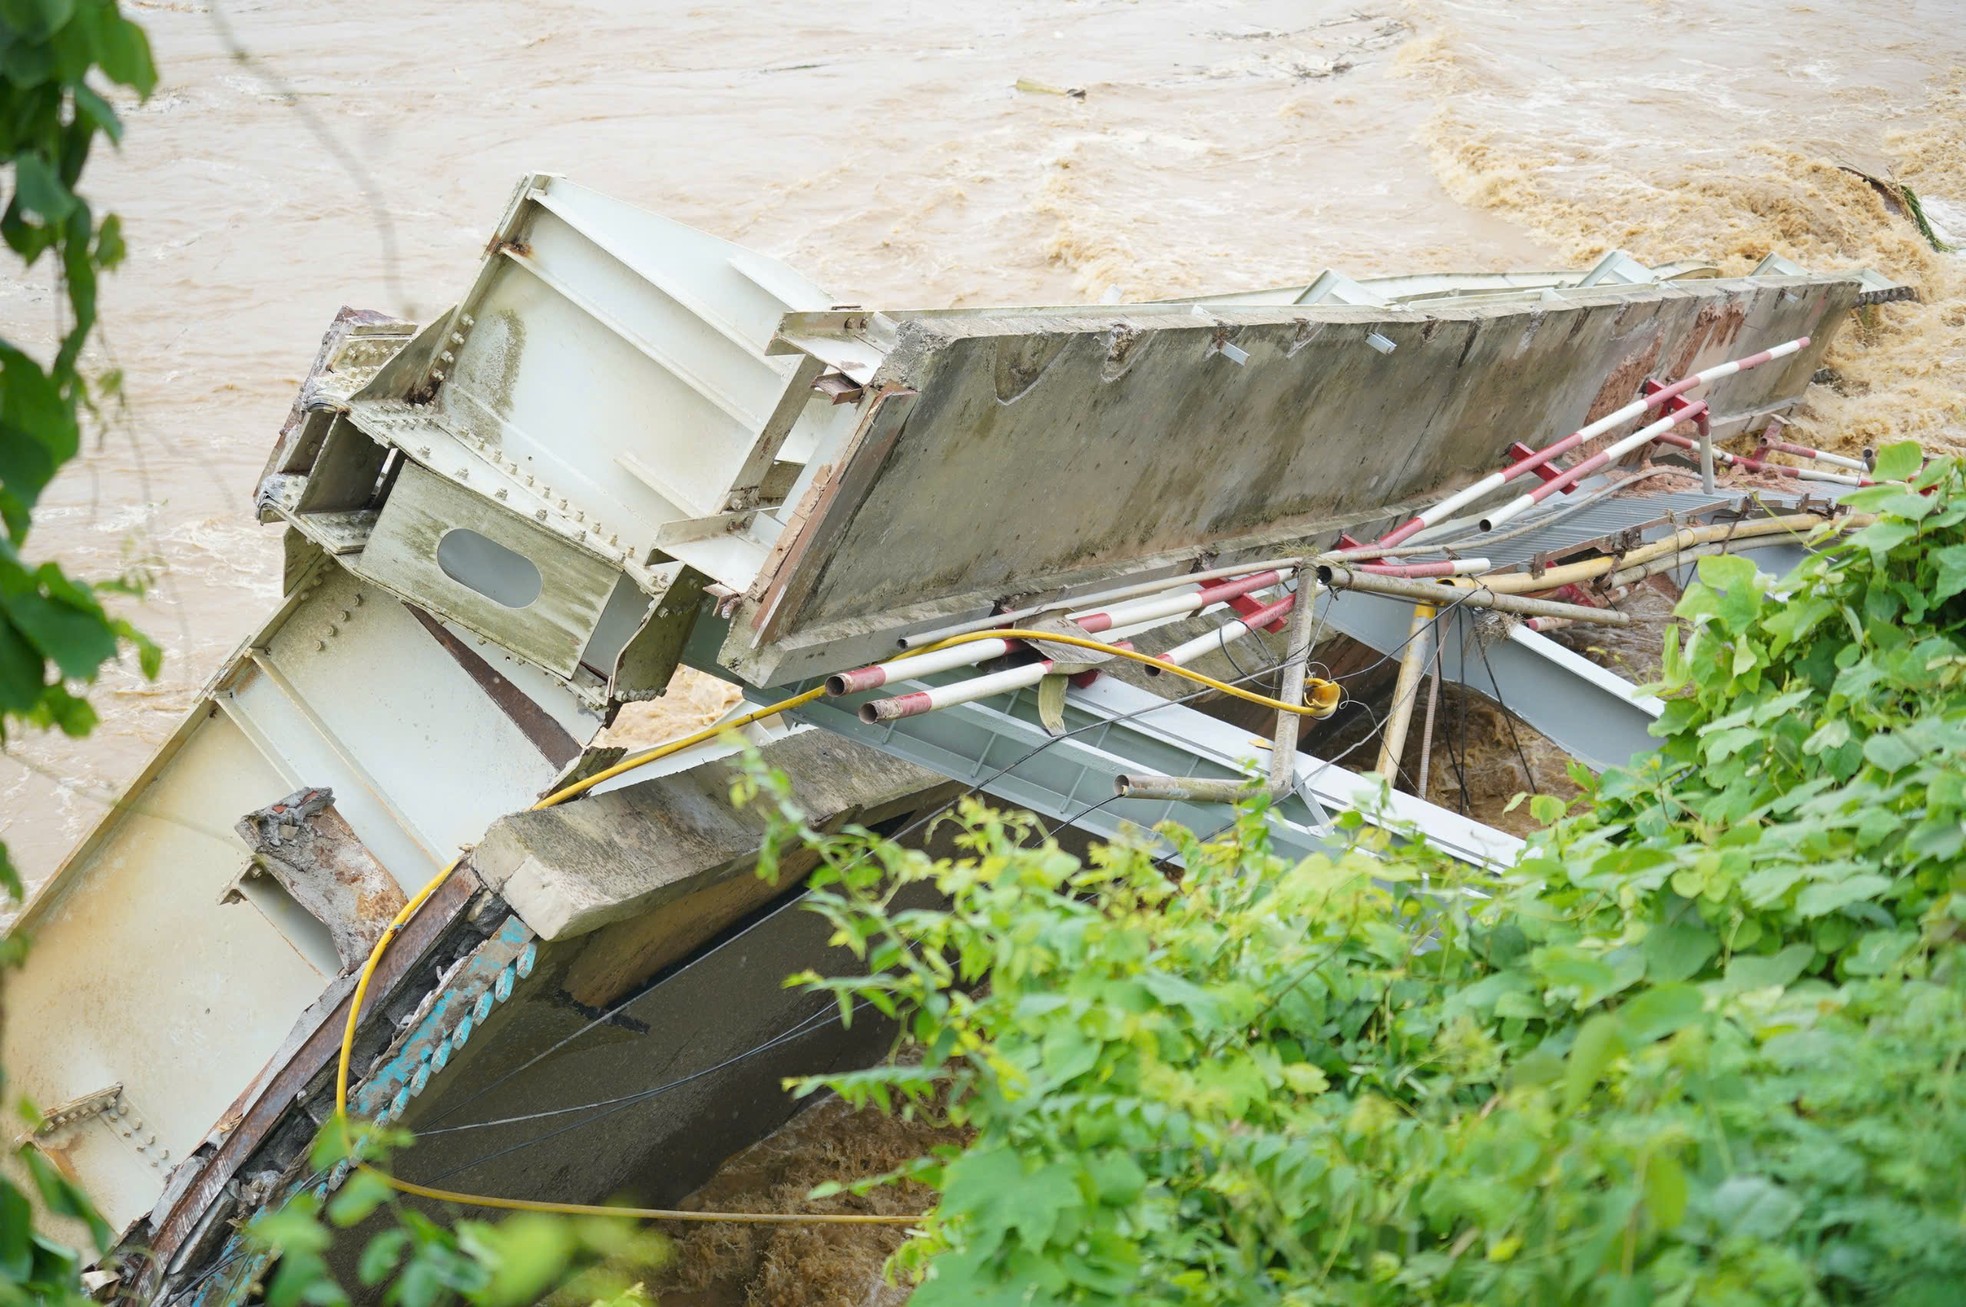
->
[416,999,866,1139]
[1471,621,1538,790]
[420,620,1336,1129]
[419,790,1140,1184]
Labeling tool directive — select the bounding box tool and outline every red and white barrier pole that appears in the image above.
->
[1358,557,1491,579]
[1480,405,1706,532]
[829,569,1291,695]
[1654,431,1869,487]
[1754,434,1869,473]
[1373,336,1810,546]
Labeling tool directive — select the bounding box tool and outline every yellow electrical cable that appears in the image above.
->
[909,629,1341,718]
[331,623,1340,1224]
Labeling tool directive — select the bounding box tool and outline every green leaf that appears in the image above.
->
[1720,943,1816,993]
[1564,1013,1624,1112]
[1849,521,1917,555]
[1933,544,1966,601]
[326,1166,392,1228]
[1619,982,1704,1045]
[1644,1150,1690,1231]
[94,11,157,95]
[0,1179,34,1280]
[1871,439,1924,482]
[1860,732,1918,773]
[357,1227,409,1287]
[8,151,77,224]
[0,584,116,680]
[1794,874,1892,918]
[1642,921,1718,983]
[1696,552,1760,597]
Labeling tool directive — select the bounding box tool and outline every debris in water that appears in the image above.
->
[1014,77,1086,100]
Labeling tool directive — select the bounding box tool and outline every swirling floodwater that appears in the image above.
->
[2,0,1961,891]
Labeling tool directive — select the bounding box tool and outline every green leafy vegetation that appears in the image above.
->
[754,439,1966,1305]
[2,3,160,1303]
[0,0,162,896]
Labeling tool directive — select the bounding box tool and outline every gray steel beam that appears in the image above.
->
[1316,591,1662,772]
[762,671,1521,872]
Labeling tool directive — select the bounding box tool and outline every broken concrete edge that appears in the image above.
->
[473,729,959,941]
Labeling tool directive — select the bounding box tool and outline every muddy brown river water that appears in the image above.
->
[2,0,1962,888]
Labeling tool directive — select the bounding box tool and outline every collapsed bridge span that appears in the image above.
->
[0,172,1909,1304]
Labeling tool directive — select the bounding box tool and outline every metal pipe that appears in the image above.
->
[1416,638,1443,796]
[1113,774,1257,803]
[828,638,1019,695]
[1478,405,1705,532]
[1266,566,1323,796]
[1523,583,1639,632]
[1116,559,1330,804]
[839,570,1288,692]
[1372,336,1810,546]
[1358,557,1490,578]
[1601,538,1801,590]
[1472,514,1834,595]
[1374,604,1435,782]
[1653,431,1869,486]
[860,640,1137,723]
[1144,591,1298,674]
[1755,434,1869,472]
[1315,567,1635,626]
[892,561,1303,650]
[1073,570,1283,634]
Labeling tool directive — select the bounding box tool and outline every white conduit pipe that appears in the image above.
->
[860,639,1138,724]
[1479,408,1698,532]
[833,569,1291,694]
[1373,336,1811,547]
[1359,557,1492,579]
[1072,569,1285,633]
[1144,590,1301,674]
[892,558,1311,650]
